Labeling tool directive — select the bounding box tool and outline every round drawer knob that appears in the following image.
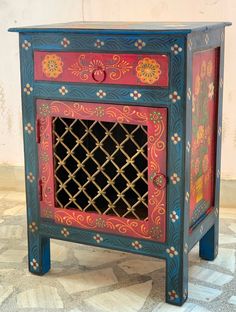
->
[91,68,106,83]
[152,173,166,190]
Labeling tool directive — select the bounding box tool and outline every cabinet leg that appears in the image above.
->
[199,222,218,261]
[28,234,51,275]
[166,255,188,306]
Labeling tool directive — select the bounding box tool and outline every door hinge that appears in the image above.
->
[38,179,43,201]
[36,118,41,143]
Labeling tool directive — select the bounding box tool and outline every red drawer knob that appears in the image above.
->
[152,173,166,190]
[91,68,107,83]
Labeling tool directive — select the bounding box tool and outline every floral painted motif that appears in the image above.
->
[188,38,193,51]
[96,89,106,99]
[169,91,181,103]
[208,82,214,99]
[59,86,68,96]
[61,37,70,48]
[170,211,179,222]
[134,39,146,50]
[69,54,132,81]
[94,39,104,48]
[166,246,178,258]
[149,226,162,240]
[136,57,161,84]
[24,83,33,95]
[22,40,31,50]
[42,54,64,78]
[170,173,180,184]
[39,103,50,117]
[29,222,38,233]
[93,233,103,243]
[61,227,70,237]
[95,106,105,117]
[150,111,163,124]
[131,241,142,250]
[95,217,106,228]
[35,51,169,86]
[24,123,34,134]
[30,258,39,270]
[171,133,181,144]
[205,33,210,45]
[27,172,35,183]
[130,90,141,100]
[168,290,179,300]
[190,49,219,225]
[184,243,188,254]
[171,44,182,55]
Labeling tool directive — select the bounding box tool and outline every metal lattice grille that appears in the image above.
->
[53,117,148,220]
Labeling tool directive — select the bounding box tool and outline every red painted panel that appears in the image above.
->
[34,51,169,87]
[190,48,219,226]
[37,100,167,242]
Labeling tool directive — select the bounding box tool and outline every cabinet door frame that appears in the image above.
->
[37,99,167,242]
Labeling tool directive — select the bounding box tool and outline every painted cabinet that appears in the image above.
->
[9,21,230,306]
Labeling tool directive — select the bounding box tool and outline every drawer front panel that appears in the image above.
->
[37,99,167,242]
[34,51,169,87]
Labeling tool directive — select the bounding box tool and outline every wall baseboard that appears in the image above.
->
[0,165,235,207]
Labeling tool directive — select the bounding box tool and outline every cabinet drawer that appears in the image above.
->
[34,51,169,87]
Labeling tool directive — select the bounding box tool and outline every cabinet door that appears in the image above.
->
[37,100,167,242]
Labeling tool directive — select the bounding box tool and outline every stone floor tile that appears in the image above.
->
[58,268,118,295]
[188,283,222,302]
[0,225,23,239]
[209,247,235,273]
[74,248,126,267]
[228,295,236,305]
[0,285,14,306]
[118,259,165,275]
[153,302,210,311]
[84,280,152,312]
[229,223,236,233]
[17,285,63,309]
[4,191,26,202]
[219,233,236,244]
[3,204,25,216]
[189,265,233,286]
[0,249,26,263]
[51,242,68,262]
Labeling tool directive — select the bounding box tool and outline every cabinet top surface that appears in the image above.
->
[8,21,231,34]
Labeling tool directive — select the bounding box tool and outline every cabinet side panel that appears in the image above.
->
[190,48,219,226]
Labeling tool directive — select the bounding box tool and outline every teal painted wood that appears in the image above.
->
[9,21,231,34]
[13,23,230,306]
[19,37,51,275]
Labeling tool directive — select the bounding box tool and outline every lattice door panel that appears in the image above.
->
[53,117,148,220]
[37,100,167,242]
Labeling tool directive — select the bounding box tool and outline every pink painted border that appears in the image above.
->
[37,100,167,242]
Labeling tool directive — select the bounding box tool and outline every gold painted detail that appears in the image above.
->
[136,57,161,84]
[42,54,64,78]
[53,117,148,221]
[68,54,132,81]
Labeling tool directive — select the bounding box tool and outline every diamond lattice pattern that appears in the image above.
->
[53,117,148,220]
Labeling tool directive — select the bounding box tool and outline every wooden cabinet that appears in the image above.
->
[9,21,231,306]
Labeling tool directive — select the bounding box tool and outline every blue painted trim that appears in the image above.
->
[189,209,217,250]
[19,33,51,275]
[8,21,231,34]
[40,220,167,258]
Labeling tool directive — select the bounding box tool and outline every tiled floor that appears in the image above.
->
[0,190,235,311]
